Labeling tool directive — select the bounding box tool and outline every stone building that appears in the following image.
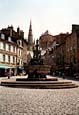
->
[39,30,55,50]
[55,33,69,73]
[0,26,28,76]
[65,25,79,76]
[45,33,69,75]
[52,25,79,76]
[39,24,79,77]
[0,26,17,76]
[39,31,56,65]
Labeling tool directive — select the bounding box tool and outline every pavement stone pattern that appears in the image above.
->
[0,77,79,115]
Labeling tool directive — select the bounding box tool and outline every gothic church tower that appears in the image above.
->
[28,20,34,51]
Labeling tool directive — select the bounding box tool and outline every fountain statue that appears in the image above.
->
[29,39,43,65]
[26,39,51,80]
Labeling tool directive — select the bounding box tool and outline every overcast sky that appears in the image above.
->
[0,0,79,40]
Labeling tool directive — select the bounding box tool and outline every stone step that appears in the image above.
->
[1,80,73,84]
[1,81,78,89]
[16,78,58,81]
[1,84,77,89]
[1,82,76,86]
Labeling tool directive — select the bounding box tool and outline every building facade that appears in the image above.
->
[39,31,55,50]
[0,26,28,76]
[0,27,17,76]
[39,31,56,65]
[22,39,28,66]
[50,25,79,76]
[65,25,79,76]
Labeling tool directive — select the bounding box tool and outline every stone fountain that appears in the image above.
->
[25,39,53,80]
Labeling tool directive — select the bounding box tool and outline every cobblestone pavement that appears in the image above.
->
[0,77,79,115]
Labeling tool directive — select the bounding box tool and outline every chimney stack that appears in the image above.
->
[17,26,20,35]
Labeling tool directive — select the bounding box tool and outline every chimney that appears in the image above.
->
[8,25,13,37]
[20,30,24,38]
[72,24,79,33]
[17,27,20,35]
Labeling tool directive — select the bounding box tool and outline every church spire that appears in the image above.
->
[29,20,32,31]
[28,20,33,45]
[28,20,33,51]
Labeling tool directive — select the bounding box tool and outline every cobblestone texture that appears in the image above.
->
[0,86,79,114]
[0,77,79,115]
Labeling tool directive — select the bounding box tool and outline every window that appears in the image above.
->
[13,57,15,63]
[11,45,13,52]
[20,50,22,56]
[8,37,11,42]
[0,53,3,61]
[21,60,22,65]
[5,55,8,62]
[8,56,10,63]
[19,60,20,65]
[6,44,8,51]
[17,40,22,46]
[15,47,16,53]
[3,55,5,62]
[3,43,6,50]
[13,46,15,52]
[18,41,20,45]
[1,34,5,39]
[17,60,20,65]
[10,56,13,63]
[19,50,20,56]
[9,45,11,51]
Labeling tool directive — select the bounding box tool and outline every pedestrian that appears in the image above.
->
[62,73,65,79]
[7,70,11,79]
[11,70,13,76]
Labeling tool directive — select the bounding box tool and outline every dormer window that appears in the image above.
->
[1,34,5,39]
[17,40,22,47]
[8,37,11,42]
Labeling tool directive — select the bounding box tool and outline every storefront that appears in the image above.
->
[0,64,13,77]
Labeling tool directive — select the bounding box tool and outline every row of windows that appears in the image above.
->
[0,42,16,53]
[0,42,22,56]
[1,34,22,47]
[1,34,12,41]
[66,46,76,52]
[0,54,16,64]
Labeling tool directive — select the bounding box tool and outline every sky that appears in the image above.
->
[0,0,79,40]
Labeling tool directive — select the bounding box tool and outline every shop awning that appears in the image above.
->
[0,64,12,69]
